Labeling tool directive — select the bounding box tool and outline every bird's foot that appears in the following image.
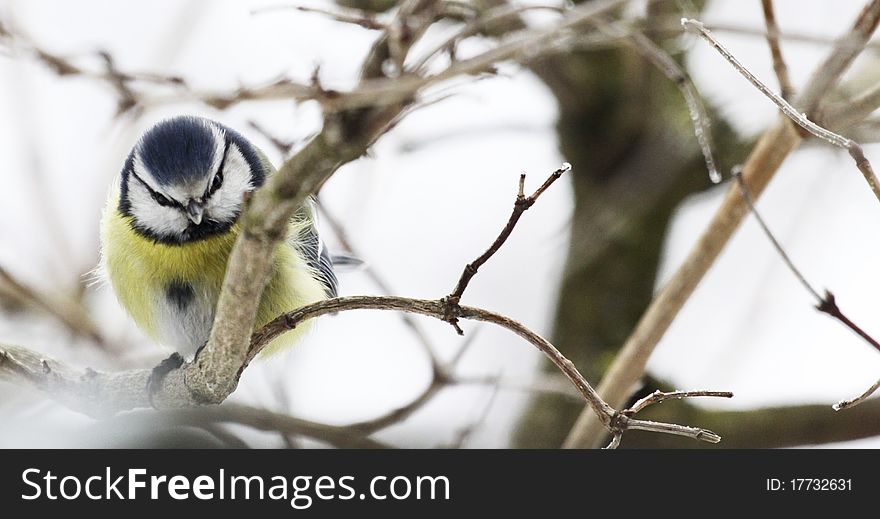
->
[147,352,184,407]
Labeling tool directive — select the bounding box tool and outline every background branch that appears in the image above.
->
[617,387,880,448]
[760,0,794,101]
[564,0,880,449]
[106,403,391,449]
[0,265,106,349]
[683,18,880,204]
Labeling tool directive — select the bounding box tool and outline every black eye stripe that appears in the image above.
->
[130,171,184,210]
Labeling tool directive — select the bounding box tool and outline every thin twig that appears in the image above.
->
[734,129,880,413]
[734,164,880,355]
[2,1,629,116]
[251,4,387,30]
[603,390,733,449]
[760,0,794,101]
[834,378,880,410]
[646,19,880,49]
[247,120,295,156]
[447,381,502,448]
[732,168,822,302]
[595,20,719,182]
[828,82,880,130]
[683,18,880,205]
[445,162,571,313]
[255,296,726,445]
[679,19,844,141]
[603,432,622,449]
[0,24,186,115]
[411,3,568,72]
[626,389,734,415]
[816,292,880,353]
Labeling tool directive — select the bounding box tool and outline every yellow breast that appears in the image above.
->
[101,196,327,355]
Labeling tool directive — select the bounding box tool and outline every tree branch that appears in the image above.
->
[1,1,627,117]
[564,0,880,449]
[0,293,729,446]
[446,162,571,308]
[835,378,880,410]
[252,4,388,31]
[682,18,880,204]
[618,387,880,448]
[733,168,880,360]
[0,265,106,348]
[0,162,730,447]
[604,389,732,449]
[760,0,794,101]
[594,19,720,183]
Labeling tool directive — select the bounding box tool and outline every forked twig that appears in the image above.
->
[604,390,734,449]
[444,162,572,327]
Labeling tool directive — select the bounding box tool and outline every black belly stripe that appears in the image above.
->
[166,280,194,310]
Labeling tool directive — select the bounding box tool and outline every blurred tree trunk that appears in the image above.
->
[512,3,748,448]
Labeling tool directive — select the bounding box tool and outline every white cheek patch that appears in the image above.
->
[207,124,226,171]
[205,143,255,223]
[126,180,189,237]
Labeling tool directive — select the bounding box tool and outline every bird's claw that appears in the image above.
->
[147,352,184,407]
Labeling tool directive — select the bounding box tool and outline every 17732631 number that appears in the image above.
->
[766,478,852,491]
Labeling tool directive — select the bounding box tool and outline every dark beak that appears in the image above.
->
[186,199,204,225]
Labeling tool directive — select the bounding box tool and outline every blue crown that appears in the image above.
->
[136,116,222,187]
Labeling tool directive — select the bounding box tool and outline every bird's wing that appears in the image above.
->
[289,199,338,298]
[254,147,337,298]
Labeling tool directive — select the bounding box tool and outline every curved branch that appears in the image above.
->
[0,293,728,445]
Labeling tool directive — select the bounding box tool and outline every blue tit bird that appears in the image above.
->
[100,115,338,386]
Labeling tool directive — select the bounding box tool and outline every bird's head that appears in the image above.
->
[119,116,267,244]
